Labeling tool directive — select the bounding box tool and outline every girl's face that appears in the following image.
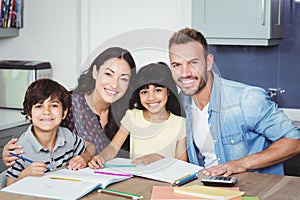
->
[93,58,131,104]
[29,97,67,135]
[139,85,168,114]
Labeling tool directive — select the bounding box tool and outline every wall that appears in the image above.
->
[80,0,191,72]
[210,1,300,109]
[0,0,191,89]
[0,0,81,90]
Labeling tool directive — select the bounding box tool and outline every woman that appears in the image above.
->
[2,47,136,167]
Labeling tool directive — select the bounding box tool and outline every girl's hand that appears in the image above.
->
[68,155,87,170]
[131,153,164,165]
[2,138,23,167]
[88,155,106,169]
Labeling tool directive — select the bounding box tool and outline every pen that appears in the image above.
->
[103,163,137,168]
[98,188,143,199]
[94,171,133,177]
[9,152,33,163]
[174,173,198,186]
[49,176,82,182]
[9,152,52,171]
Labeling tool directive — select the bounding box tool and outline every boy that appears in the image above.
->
[6,79,96,185]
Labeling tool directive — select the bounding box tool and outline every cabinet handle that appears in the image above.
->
[261,0,266,25]
[277,0,282,25]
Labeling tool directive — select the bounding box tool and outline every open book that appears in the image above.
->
[1,167,131,200]
[105,157,203,184]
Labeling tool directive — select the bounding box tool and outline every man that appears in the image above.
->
[168,27,300,176]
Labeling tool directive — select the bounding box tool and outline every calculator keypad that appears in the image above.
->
[201,176,238,186]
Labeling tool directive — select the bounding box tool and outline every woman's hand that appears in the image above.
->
[2,138,23,167]
[88,155,106,169]
[131,153,164,165]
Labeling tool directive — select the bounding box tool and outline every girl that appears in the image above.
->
[89,62,187,168]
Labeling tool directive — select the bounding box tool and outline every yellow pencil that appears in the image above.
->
[173,174,191,184]
[49,176,82,182]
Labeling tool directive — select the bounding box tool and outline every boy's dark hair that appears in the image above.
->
[22,78,70,118]
[129,62,182,117]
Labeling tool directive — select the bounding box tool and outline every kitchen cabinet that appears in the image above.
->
[192,0,284,46]
[0,124,29,172]
[0,109,30,172]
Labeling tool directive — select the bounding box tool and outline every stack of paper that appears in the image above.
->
[173,185,244,200]
[151,186,243,200]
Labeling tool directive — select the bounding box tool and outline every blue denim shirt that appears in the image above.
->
[184,72,300,175]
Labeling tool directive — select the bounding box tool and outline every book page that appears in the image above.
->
[105,157,203,184]
[1,176,98,200]
[45,167,130,188]
[1,167,132,199]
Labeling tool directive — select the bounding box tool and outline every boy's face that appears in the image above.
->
[28,97,67,134]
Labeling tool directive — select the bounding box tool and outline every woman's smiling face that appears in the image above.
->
[93,58,132,104]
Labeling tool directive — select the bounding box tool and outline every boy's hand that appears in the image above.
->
[131,153,164,165]
[68,155,87,170]
[22,162,48,177]
[2,138,23,167]
[88,155,106,169]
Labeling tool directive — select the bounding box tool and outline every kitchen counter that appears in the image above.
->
[280,108,300,128]
[0,109,30,131]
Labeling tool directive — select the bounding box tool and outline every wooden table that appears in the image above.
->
[0,172,299,200]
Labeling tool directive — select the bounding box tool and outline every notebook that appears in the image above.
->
[173,185,245,200]
[1,167,131,199]
[105,157,203,184]
[151,186,243,200]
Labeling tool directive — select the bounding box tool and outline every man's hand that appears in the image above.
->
[2,138,23,167]
[202,160,248,177]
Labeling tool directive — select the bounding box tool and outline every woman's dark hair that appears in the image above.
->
[73,47,136,94]
[73,47,136,147]
[129,62,182,117]
[22,78,70,118]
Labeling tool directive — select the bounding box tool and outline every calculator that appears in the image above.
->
[201,176,238,187]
